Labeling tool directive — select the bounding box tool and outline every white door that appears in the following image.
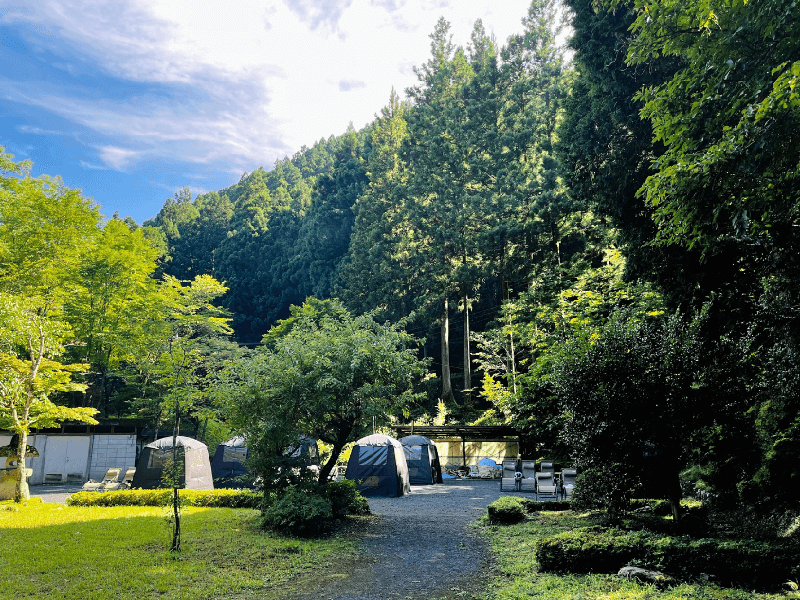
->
[43,437,68,483]
[42,437,90,483]
[64,437,90,481]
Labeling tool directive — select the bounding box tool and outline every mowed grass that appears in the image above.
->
[479,510,800,600]
[0,499,358,600]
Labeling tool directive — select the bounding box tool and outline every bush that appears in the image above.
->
[323,479,369,518]
[486,496,574,524]
[535,529,800,590]
[572,465,638,522]
[262,486,334,537]
[65,488,261,508]
[487,496,527,524]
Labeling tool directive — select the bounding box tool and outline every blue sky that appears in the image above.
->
[1,0,532,224]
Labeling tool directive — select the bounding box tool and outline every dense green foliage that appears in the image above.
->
[219,298,429,484]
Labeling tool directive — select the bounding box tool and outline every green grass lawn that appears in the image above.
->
[0,499,358,600]
[478,510,800,600]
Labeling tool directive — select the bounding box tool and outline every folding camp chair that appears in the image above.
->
[82,468,121,492]
[561,468,577,500]
[539,460,554,474]
[106,467,136,491]
[519,461,537,493]
[535,471,558,501]
[500,459,518,492]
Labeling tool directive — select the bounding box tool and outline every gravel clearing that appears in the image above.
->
[29,483,84,504]
[297,478,526,600]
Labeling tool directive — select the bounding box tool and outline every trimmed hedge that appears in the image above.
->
[65,488,261,508]
[535,529,800,590]
[487,496,573,523]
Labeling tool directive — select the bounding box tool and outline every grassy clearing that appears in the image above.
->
[0,499,358,600]
[478,510,800,600]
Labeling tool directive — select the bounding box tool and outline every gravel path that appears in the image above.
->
[29,483,84,503]
[297,478,525,600]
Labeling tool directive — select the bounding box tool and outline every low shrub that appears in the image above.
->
[487,497,575,524]
[262,486,334,537]
[535,528,800,590]
[487,496,527,524]
[323,479,370,518]
[66,488,261,508]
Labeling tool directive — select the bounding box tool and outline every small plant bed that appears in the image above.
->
[0,499,358,600]
[479,507,800,600]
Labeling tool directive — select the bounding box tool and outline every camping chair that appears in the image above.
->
[519,461,537,493]
[82,468,121,492]
[106,467,136,491]
[535,471,558,501]
[561,468,577,500]
[500,460,518,492]
[539,461,555,474]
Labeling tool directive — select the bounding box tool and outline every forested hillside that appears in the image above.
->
[3,0,798,513]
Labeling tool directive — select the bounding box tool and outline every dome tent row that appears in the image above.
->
[210,435,320,486]
[345,434,410,497]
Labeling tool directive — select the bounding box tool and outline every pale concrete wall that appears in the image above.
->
[88,434,137,481]
[0,434,137,484]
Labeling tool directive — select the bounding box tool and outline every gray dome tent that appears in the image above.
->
[399,434,443,485]
[345,434,410,497]
[211,436,249,482]
[132,436,213,490]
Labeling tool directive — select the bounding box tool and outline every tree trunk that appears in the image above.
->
[14,430,30,502]
[463,293,471,405]
[170,401,181,552]
[441,298,454,403]
[667,464,682,528]
[317,424,354,484]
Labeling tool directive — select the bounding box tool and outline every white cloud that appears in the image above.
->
[80,160,107,170]
[17,125,66,136]
[97,146,141,170]
[2,0,533,170]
